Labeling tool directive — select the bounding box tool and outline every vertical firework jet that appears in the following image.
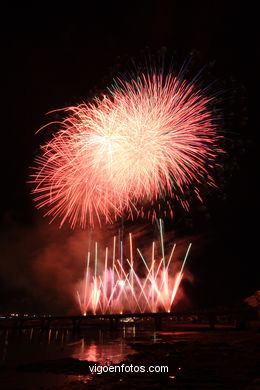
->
[76,220,192,315]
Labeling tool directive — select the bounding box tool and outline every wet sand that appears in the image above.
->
[0,329,260,389]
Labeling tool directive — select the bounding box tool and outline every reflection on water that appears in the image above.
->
[0,326,137,366]
[0,326,200,367]
[73,339,125,363]
[0,327,202,389]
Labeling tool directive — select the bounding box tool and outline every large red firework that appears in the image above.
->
[31,73,221,228]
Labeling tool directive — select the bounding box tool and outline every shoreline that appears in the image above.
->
[1,329,259,389]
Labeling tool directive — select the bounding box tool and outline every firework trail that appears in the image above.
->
[31,72,221,228]
[76,222,192,315]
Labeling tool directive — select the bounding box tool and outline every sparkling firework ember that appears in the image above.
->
[76,221,191,315]
[31,72,221,228]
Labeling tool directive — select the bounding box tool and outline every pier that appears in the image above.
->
[0,311,242,331]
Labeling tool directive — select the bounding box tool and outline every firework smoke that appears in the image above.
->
[31,72,221,228]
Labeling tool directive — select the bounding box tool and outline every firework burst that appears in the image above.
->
[76,224,192,315]
[31,72,221,228]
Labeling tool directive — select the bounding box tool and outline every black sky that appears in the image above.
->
[0,3,256,313]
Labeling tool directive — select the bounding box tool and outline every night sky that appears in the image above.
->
[0,3,255,314]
